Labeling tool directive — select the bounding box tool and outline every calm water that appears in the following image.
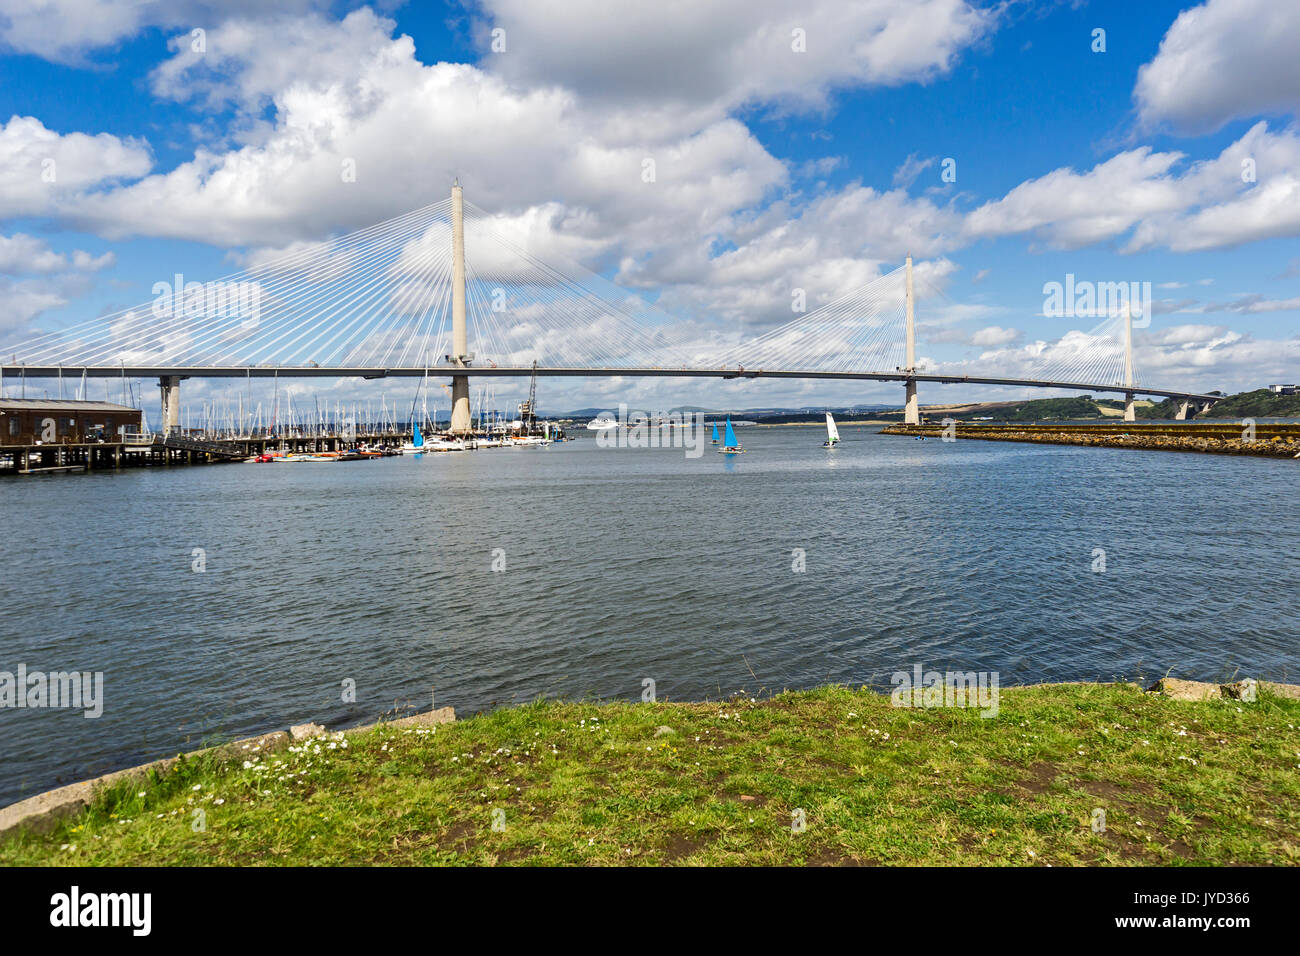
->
[2,426,1298,806]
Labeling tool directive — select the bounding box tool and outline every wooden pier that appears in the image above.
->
[1,431,409,476]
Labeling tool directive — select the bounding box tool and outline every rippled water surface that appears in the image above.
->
[2,426,1297,806]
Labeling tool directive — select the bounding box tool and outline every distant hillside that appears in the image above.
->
[878,396,1123,422]
[876,389,1300,422]
[1197,389,1300,419]
[557,390,1298,424]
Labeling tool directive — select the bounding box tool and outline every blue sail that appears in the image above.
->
[711,422,720,441]
[723,417,738,447]
[412,421,424,447]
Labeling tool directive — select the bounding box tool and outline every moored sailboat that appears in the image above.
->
[401,421,429,454]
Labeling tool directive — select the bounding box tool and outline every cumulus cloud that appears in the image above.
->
[149,9,399,113]
[970,325,1020,346]
[0,233,114,274]
[1135,0,1300,134]
[66,16,789,267]
[0,116,152,218]
[0,0,326,64]
[964,122,1300,252]
[963,147,1187,247]
[478,0,997,126]
[0,273,97,335]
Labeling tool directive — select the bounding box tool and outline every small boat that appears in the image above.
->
[425,437,469,452]
[710,422,720,444]
[274,453,336,462]
[718,416,744,454]
[401,422,430,454]
[823,411,840,447]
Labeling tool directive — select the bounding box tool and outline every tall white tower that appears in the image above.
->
[449,180,472,434]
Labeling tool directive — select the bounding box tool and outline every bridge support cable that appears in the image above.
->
[2,188,1208,408]
[711,266,908,374]
[1,199,456,372]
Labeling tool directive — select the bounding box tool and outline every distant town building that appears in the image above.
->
[0,399,143,445]
[1267,384,1299,395]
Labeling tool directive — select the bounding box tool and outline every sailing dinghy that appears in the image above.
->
[823,412,840,447]
[718,416,744,454]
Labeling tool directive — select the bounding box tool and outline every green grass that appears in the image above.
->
[3,683,1298,866]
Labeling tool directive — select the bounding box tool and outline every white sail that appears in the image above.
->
[826,412,840,442]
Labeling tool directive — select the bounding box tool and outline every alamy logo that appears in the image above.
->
[1042,274,1152,328]
[0,664,103,718]
[50,886,151,936]
[594,405,706,458]
[890,664,999,718]
[152,273,262,328]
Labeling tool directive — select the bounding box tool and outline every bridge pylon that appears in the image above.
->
[903,255,919,424]
[1122,297,1137,422]
[448,180,472,435]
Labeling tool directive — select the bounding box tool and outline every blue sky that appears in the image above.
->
[0,0,1297,416]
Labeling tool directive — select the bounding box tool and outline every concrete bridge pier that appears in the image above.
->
[1124,390,1136,422]
[904,381,919,425]
[159,375,182,435]
[1175,399,1193,420]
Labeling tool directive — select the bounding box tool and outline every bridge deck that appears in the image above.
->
[0,365,1221,403]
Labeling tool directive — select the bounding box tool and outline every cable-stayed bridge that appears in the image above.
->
[0,184,1220,432]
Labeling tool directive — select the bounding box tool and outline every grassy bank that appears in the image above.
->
[3,683,1297,866]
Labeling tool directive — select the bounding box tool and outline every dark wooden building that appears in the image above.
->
[0,399,144,445]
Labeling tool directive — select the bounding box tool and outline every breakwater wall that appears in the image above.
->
[881,421,1300,458]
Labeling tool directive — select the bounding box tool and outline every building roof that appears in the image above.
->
[0,399,140,413]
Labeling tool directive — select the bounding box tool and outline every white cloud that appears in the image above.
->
[1200,293,1300,314]
[964,122,1300,252]
[66,17,788,264]
[970,325,1020,346]
[0,0,325,64]
[479,0,997,126]
[149,9,398,113]
[892,153,936,189]
[0,273,98,335]
[0,116,152,218]
[0,233,114,274]
[1135,0,1300,134]
[963,147,1187,247]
